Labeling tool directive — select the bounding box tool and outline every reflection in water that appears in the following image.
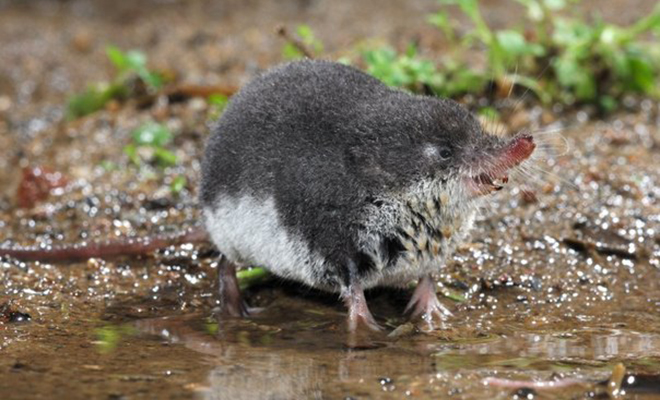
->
[429,329,660,361]
[134,312,660,399]
[136,315,428,399]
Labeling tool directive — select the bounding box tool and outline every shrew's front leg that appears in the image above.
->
[405,274,452,330]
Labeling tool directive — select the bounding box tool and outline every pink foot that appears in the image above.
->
[218,258,250,318]
[405,275,452,330]
[342,283,382,332]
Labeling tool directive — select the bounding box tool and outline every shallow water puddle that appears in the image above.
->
[4,290,660,399]
[125,306,660,399]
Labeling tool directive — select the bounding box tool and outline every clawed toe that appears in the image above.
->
[216,299,251,318]
[343,282,383,333]
[405,275,452,330]
[349,309,384,332]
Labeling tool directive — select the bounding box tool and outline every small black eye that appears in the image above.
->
[439,148,452,160]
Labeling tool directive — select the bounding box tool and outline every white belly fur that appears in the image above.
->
[203,195,328,289]
[204,193,475,292]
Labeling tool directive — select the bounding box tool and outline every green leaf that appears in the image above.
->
[106,46,129,70]
[124,50,148,71]
[106,47,148,73]
[207,94,229,118]
[170,175,187,193]
[442,289,467,302]
[66,82,127,119]
[153,148,177,167]
[282,43,304,60]
[478,106,500,120]
[599,95,617,112]
[123,143,141,165]
[627,55,655,93]
[99,160,116,171]
[66,87,109,119]
[626,3,660,36]
[496,30,545,57]
[543,0,566,10]
[95,326,122,354]
[600,25,622,45]
[106,46,162,89]
[208,93,228,107]
[94,324,136,354]
[286,24,324,55]
[237,267,271,290]
[513,0,545,21]
[205,318,219,335]
[138,70,164,90]
[553,56,597,100]
[553,19,594,46]
[427,10,456,40]
[427,11,449,29]
[131,122,172,147]
[296,24,313,40]
[442,67,487,97]
[336,57,352,65]
[405,43,418,58]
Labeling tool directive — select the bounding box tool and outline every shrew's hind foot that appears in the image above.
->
[405,274,452,331]
[217,256,251,318]
[342,283,383,333]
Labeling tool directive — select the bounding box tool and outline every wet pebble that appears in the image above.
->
[388,322,416,338]
[8,311,32,323]
[0,303,32,324]
[378,376,393,385]
[513,387,536,399]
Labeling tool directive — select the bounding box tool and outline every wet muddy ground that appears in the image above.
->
[1,0,660,399]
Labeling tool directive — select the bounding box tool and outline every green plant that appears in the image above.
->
[363,45,445,92]
[361,0,660,110]
[106,46,163,89]
[123,122,178,168]
[361,44,493,98]
[66,46,166,119]
[170,175,187,194]
[66,82,128,121]
[207,93,229,120]
[426,0,660,108]
[282,24,324,59]
[95,324,136,354]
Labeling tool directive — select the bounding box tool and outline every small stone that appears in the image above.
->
[71,31,93,53]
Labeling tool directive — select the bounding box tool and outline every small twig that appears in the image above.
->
[562,238,637,260]
[275,25,315,59]
[134,84,238,109]
[166,84,238,100]
[607,363,626,399]
[0,227,209,263]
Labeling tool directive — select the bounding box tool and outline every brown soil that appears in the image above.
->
[1,0,660,399]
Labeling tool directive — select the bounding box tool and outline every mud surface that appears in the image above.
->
[1,0,660,399]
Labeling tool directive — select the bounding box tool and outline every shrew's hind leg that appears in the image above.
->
[341,259,382,332]
[217,255,250,317]
[405,274,452,330]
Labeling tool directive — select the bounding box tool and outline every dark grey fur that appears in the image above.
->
[200,60,503,288]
